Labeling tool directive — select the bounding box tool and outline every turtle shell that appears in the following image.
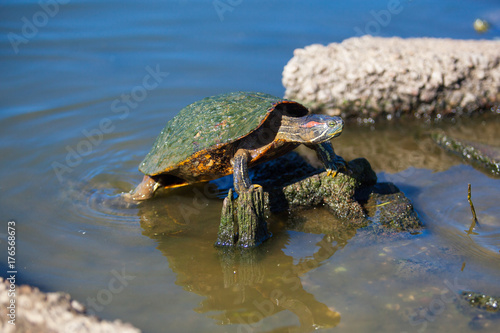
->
[139,91,308,181]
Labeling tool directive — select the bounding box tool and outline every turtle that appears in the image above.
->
[124,91,345,201]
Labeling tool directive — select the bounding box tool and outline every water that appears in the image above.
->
[1,0,500,332]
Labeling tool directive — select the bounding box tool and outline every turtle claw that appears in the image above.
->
[326,169,338,177]
[234,184,262,196]
[326,156,347,178]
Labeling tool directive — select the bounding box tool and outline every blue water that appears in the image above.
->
[2,0,499,119]
[1,1,500,332]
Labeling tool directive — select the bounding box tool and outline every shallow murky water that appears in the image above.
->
[1,1,500,332]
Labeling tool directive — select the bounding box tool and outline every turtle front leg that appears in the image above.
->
[231,149,259,194]
[310,141,347,177]
[223,149,269,247]
[123,175,160,202]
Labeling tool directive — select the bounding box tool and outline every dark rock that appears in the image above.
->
[278,161,366,221]
[216,152,422,247]
[365,183,422,232]
[250,153,376,220]
[461,291,500,313]
[457,291,500,329]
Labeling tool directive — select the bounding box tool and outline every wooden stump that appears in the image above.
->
[215,186,270,248]
[215,189,237,247]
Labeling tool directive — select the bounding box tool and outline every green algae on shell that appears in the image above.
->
[139,91,307,176]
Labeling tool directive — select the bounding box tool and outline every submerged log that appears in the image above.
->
[432,131,500,176]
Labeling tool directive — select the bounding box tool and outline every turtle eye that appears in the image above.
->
[328,122,337,127]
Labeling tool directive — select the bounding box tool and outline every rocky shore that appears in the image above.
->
[0,278,140,333]
[283,36,500,120]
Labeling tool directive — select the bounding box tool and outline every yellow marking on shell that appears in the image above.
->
[193,153,218,175]
[163,183,189,190]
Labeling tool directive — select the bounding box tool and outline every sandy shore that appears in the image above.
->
[0,277,140,333]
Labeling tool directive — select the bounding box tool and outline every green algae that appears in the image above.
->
[432,132,500,176]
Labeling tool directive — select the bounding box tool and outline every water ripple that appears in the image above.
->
[65,164,142,226]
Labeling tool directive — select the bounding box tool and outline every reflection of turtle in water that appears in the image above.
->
[125,91,345,201]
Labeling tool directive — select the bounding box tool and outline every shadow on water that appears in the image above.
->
[67,168,346,331]
[136,194,352,332]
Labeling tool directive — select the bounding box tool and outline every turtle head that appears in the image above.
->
[295,114,344,144]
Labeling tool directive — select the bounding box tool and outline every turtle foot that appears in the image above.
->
[326,155,348,178]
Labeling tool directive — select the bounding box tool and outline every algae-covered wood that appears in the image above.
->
[140,92,290,175]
